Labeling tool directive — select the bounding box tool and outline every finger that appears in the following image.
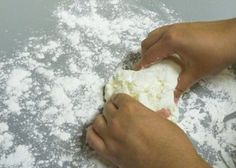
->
[174,71,195,102]
[110,93,133,109]
[156,108,171,118]
[147,25,169,37]
[141,29,165,54]
[92,114,107,138]
[103,100,117,121]
[86,126,107,155]
[137,38,174,69]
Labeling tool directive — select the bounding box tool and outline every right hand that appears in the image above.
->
[86,94,210,168]
[137,18,236,101]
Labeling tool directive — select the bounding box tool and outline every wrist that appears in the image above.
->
[178,153,211,168]
[165,152,211,168]
[193,155,212,168]
[224,18,236,63]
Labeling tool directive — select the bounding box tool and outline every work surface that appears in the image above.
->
[0,0,236,167]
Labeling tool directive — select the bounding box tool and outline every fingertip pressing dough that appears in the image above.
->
[104,60,181,122]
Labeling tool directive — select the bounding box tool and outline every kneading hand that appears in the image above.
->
[137,18,236,100]
[86,93,210,168]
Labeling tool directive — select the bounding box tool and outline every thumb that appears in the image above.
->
[174,70,195,103]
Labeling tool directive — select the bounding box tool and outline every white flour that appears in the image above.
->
[179,70,236,167]
[0,0,235,168]
[0,145,35,167]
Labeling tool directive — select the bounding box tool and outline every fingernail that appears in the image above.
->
[164,108,171,117]
[135,63,142,70]
[174,97,179,104]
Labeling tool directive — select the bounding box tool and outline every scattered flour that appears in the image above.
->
[4,69,32,114]
[0,145,35,168]
[178,69,236,168]
[0,123,13,151]
[0,0,235,168]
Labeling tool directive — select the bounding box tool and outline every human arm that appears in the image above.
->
[86,93,211,168]
[137,18,236,100]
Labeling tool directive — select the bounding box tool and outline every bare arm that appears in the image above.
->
[137,18,236,100]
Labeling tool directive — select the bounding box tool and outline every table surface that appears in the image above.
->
[0,0,236,168]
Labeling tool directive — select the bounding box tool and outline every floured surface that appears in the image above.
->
[105,60,181,121]
[0,0,235,168]
[179,69,236,167]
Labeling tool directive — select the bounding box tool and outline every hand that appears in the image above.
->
[137,18,236,100]
[86,93,210,168]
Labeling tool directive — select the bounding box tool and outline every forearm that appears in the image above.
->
[223,18,236,64]
[196,156,212,168]
[180,154,212,168]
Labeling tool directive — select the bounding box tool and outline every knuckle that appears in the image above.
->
[163,26,181,45]
[109,118,120,130]
[163,30,177,43]
[93,116,103,129]
[108,119,124,139]
[123,101,135,112]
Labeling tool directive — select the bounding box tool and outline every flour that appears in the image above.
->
[178,69,236,168]
[0,145,35,168]
[0,123,13,151]
[0,0,235,168]
[4,69,32,114]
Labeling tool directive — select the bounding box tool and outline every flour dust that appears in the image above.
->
[0,0,235,168]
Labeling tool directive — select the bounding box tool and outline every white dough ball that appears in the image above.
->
[104,60,181,121]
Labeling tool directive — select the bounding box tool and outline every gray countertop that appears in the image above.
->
[0,0,236,168]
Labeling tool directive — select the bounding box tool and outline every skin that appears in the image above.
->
[137,18,236,101]
[86,18,236,168]
[86,94,210,168]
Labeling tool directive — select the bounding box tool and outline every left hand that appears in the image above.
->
[86,93,209,168]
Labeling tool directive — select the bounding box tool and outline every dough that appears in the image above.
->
[104,60,181,121]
